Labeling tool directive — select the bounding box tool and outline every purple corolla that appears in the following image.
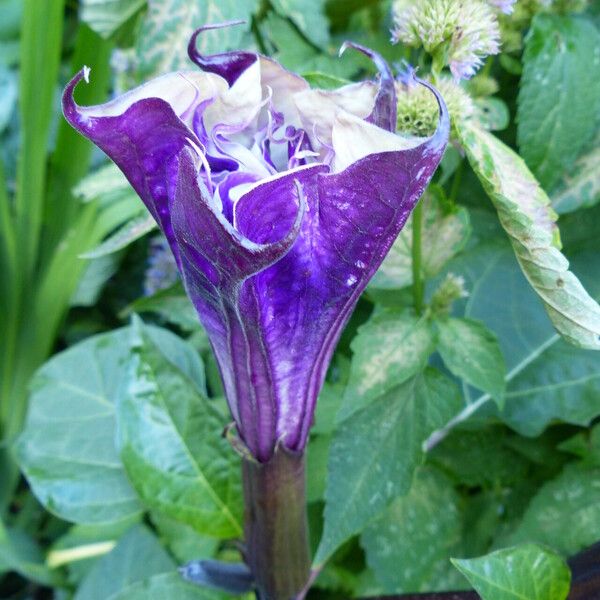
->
[63,23,449,464]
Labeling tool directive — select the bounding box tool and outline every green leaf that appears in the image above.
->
[517,14,600,190]
[436,317,506,406]
[302,72,350,89]
[16,324,205,524]
[117,317,242,538]
[107,572,225,600]
[262,14,363,78]
[452,544,571,600]
[339,311,434,420]
[0,519,61,586]
[458,120,600,350]
[73,163,132,203]
[81,214,156,259]
[361,468,462,593]
[74,525,175,600]
[306,434,331,503]
[507,463,600,555]
[48,518,140,584]
[16,328,143,525]
[81,0,146,38]
[70,252,123,307]
[0,65,17,132]
[271,0,329,47]
[500,335,600,436]
[122,283,200,333]
[425,235,600,444]
[315,368,462,565]
[429,427,529,488]
[558,423,600,466]
[151,513,218,564]
[552,131,600,215]
[370,191,470,290]
[135,0,256,81]
[475,97,510,132]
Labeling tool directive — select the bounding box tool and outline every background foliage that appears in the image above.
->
[1,0,600,598]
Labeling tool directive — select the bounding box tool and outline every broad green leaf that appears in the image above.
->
[339,311,434,421]
[436,317,506,406]
[475,97,510,132]
[426,235,600,444]
[117,317,242,538]
[48,518,140,584]
[122,283,200,333]
[81,0,146,38]
[458,120,600,350]
[306,434,331,503]
[500,335,600,436]
[558,423,600,466]
[81,214,156,259]
[0,519,61,586]
[271,0,329,47]
[151,513,218,564]
[107,572,226,600]
[361,468,462,593]
[135,0,256,80]
[263,14,363,78]
[16,329,143,524]
[70,252,122,307]
[315,368,462,565]
[517,14,600,190]
[302,72,350,89]
[74,525,174,600]
[429,427,529,488]
[370,192,470,290]
[552,131,600,215]
[73,163,131,203]
[16,325,205,524]
[452,544,570,600]
[507,463,600,555]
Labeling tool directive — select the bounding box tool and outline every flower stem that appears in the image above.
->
[412,200,424,315]
[242,449,310,600]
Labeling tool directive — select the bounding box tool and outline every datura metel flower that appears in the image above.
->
[63,22,449,464]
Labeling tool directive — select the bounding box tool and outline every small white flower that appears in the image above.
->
[391,0,501,80]
[487,0,518,14]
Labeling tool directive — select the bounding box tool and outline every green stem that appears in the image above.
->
[412,200,424,315]
[242,449,310,600]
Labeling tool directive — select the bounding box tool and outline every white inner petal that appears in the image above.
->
[78,70,226,120]
[331,110,427,172]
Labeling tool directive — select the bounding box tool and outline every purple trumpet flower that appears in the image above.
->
[63,23,449,464]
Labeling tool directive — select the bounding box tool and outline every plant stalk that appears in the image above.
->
[412,199,424,315]
[242,449,310,600]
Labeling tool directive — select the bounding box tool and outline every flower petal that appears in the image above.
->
[171,149,306,461]
[339,42,397,132]
[62,68,225,266]
[187,22,257,86]
[242,77,449,451]
[294,81,376,151]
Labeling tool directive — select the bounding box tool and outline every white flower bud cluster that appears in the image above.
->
[391,0,503,80]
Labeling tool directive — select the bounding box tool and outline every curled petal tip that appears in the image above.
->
[62,67,92,125]
[187,21,256,86]
[395,61,418,87]
[338,41,397,132]
[338,41,351,58]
